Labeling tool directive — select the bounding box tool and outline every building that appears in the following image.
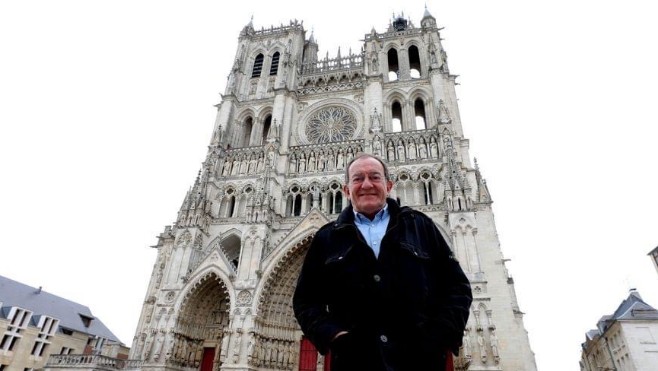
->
[0,275,128,371]
[580,290,658,371]
[648,246,658,276]
[130,8,537,371]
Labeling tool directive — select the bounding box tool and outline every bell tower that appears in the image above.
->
[131,8,537,371]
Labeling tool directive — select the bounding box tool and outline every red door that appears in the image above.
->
[200,347,215,371]
[298,337,318,371]
[445,351,454,371]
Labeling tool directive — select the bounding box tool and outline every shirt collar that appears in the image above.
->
[353,204,389,223]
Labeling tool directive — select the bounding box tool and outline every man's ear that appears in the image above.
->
[342,184,351,199]
[385,180,394,193]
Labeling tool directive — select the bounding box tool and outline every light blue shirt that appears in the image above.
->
[354,205,390,258]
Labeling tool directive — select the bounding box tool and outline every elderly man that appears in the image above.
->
[293,154,472,371]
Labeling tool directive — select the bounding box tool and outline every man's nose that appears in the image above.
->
[361,176,374,188]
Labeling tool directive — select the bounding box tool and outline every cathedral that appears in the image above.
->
[129,8,537,371]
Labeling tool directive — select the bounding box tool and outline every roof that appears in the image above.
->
[591,290,658,335]
[0,274,121,343]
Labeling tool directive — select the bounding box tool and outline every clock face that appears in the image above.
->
[305,106,357,143]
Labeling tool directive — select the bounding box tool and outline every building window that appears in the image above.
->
[1,307,32,352]
[387,48,399,81]
[242,117,253,147]
[262,115,272,144]
[252,53,264,78]
[60,347,73,354]
[391,101,403,132]
[408,45,421,78]
[270,52,280,75]
[31,316,59,357]
[414,98,427,130]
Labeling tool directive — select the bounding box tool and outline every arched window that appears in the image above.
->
[269,52,280,75]
[294,194,302,216]
[287,185,303,217]
[252,53,264,78]
[328,183,343,214]
[387,49,399,81]
[228,195,236,217]
[414,98,427,130]
[262,115,272,144]
[408,45,421,78]
[221,234,241,271]
[242,117,253,147]
[421,172,434,205]
[391,101,403,132]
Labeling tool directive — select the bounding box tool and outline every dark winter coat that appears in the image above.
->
[293,199,472,371]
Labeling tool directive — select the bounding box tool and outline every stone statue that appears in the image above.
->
[299,153,306,172]
[318,151,326,171]
[308,151,316,171]
[408,142,417,160]
[222,159,231,176]
[419,142,427,159]
[373,140,382,157]
[256,154,264,172]
[387,142,395,161]
[397,142,406,162]
[231,157,240,175]
[336,149,344,170]
[430,140,439,158]
[289,153,297,173]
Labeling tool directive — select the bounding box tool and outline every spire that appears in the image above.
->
[423,4,433,19]
[308,28,316,44]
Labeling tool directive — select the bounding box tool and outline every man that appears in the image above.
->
[293,154,472,371]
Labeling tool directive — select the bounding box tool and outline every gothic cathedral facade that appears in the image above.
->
[130,9,537,371]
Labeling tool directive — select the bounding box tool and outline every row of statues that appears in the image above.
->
[289,145,362,174]
[221,151,276,177]
[380,137,440,162]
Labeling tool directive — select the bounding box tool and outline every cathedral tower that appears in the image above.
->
[131,8,537,371]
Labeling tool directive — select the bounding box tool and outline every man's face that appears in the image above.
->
[343,157,393,218]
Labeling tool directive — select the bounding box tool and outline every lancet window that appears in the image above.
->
[420,171,436,205]
[269,52,280,75]
[387,48,399,81]
[327,182,343,214]
[286,185,303,217]
[241,117,253,147]
[409,45,421,78]
[252,53,264,78]
[391,101,403,132]
[262,115,272,145]
[414,98,427,130]
[219,188,237,217]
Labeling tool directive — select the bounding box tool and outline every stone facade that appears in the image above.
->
[130,9,537,371]
[580,290,658,371]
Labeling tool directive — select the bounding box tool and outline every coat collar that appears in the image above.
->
[335,198,402,227]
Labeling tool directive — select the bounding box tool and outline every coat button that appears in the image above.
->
[380,335,388,343]
[373,274,381,282]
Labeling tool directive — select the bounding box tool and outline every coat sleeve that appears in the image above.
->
[292,229,344,355]
[421,214,473,355]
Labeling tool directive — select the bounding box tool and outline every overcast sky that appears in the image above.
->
[2,1,658,370]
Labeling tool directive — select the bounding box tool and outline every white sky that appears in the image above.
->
[1,1,657,370]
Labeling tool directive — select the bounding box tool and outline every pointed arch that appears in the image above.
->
[171,271,231,368]
[387,48,399,81]
[269,52,280,75]
[414,98,427,130]
[261,115,272,145]
[252,53,264,78]
[408,45,421,78]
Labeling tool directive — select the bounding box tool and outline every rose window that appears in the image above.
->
[305,106,356,143]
